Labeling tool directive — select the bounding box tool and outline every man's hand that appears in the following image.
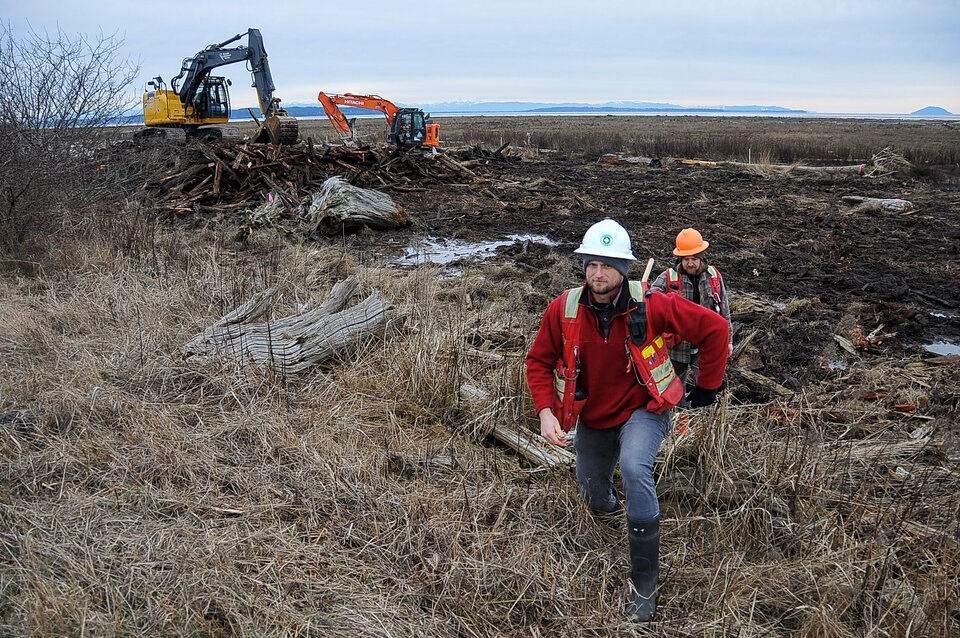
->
[538,408,567,447]
[688,386,719,409]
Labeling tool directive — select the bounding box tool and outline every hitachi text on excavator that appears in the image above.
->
[141,28,298,144]
[317,92,440,149]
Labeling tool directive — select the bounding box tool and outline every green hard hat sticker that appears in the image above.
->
[601,233,612,246]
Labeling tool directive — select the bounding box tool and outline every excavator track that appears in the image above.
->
[135,126,187,143]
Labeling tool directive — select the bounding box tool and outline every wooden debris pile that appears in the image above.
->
[142,140,478,217]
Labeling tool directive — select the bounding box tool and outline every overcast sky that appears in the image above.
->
[3,0,959,114]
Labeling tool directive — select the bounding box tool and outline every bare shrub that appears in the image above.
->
[0,23,138,259]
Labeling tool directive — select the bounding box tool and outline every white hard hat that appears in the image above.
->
[573,219,637,261]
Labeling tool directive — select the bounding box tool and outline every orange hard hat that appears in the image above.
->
[673,228,709,256]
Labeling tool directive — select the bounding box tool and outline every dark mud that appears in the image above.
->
[141,119,960,448]
[363,146,960,447]
[387,151,959,344]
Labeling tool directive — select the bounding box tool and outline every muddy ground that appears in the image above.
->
[3,116,958,635]
[147,116,960,446]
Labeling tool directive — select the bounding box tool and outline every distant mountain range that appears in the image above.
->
[116,102,955,124]
[279,101,810,118]
[262,101,956,119]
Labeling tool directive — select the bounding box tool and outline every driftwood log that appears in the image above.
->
[459,383,574,468]
[840,195,915,214]
[491,423,576,468]
[599,148,911,178]
[730,367,794,398]
[298,176,411,235]
[598,153,658,166]
[183,276,394,374]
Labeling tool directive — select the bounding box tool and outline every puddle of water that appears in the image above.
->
[391,234,556,267]
[923,340,960,356]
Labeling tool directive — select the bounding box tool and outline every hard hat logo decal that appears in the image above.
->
[601,234,613,246]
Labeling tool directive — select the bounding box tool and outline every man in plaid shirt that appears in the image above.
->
[651,228,733,397]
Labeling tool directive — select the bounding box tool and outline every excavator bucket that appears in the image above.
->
[256,114,299,145]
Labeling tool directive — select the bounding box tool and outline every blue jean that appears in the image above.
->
[574,408,672,521]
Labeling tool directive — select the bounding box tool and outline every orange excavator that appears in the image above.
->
[317,92,440,149]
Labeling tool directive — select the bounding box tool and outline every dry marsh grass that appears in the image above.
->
[3,113,960,635]
[2,214,958,636]
[295,115,960,168]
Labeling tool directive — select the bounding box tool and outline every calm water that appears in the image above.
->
[293,111,960,122]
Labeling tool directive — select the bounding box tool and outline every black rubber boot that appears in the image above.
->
[627,517,660,622]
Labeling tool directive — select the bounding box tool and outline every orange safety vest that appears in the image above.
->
[553,281,684,430]
[666,265,726,314]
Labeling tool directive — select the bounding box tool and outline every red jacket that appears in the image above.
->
[526,283,729,430]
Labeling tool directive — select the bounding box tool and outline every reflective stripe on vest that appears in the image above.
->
[556,282,681,421]
[628,334,684,413]
[666,268,681,292]
[667,266,725,314]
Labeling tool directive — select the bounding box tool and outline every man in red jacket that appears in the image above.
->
[525,219,729,623]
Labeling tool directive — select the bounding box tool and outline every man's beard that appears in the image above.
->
[587,278,620,296]
[682,262,704,276]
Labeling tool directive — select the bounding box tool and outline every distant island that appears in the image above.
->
[911,106,953,116]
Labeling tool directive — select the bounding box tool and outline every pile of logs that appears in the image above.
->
[142,140,478,217]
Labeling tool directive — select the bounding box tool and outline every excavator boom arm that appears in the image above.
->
[172,28,279,117]
[317,92,358,144]
[245,29,278,116]
[316,92,407,146]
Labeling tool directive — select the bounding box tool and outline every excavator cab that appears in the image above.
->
[190,77,231,120]
[389,109,427,148]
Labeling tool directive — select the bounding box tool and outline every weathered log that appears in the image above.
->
[436,153,476,177]
[297,176,410,235]
[840,195,914,214]
[725,161,870,175]
[912,289,957,309]
[723,148,911,177]
[732,368,794,397]
[730,329,758,362]
[598,153,655,166]
[490,422,576,468]
[459,383,574,468]
[194,142,240,184]
[182,276,394,374]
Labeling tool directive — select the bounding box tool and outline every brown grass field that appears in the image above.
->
[1,115,959,636]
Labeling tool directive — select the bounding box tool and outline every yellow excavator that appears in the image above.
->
[141,28,298,144]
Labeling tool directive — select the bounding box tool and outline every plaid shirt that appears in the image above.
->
[650,265,733,364]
